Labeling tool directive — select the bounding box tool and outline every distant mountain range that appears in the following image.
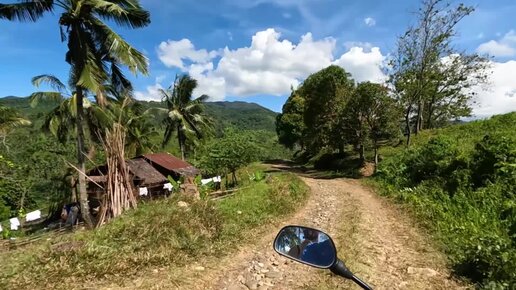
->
[0,96,278,133]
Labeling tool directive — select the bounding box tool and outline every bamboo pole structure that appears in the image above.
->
[96,123,137,227]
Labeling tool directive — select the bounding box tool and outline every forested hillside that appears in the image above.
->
[0,94,287,225]
[0,96,278,133]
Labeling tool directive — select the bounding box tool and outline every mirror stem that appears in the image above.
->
[330,259,373,290]
[351,275,373,290]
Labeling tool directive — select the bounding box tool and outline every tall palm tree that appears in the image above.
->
[160,75,212,160]
[5,0,149,227]
[59,1,149,227]
[0,0,53,21]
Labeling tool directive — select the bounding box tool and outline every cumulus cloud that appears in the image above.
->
[141,28,388,101]
[134,28,516,118]
[157,38,218,69]
[471,60,516,118]
[364,17,376,27]
[333,47,386,83]
[476,30,516,57]
[133,83,164,101]
[215,29,335,97]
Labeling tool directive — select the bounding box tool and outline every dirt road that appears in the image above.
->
[185,176,469,290]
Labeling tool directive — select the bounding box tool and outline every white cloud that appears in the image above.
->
[364,17,376,27]
[134,83,164,102]
[343,41,373,51]
[214,29,336,96]
[476,30,516,57]
[157,39,218,69]
[150,29,388,101]
[471,60,516,118]
[333,47,386,83]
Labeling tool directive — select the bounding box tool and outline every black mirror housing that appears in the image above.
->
[273,225,337,269]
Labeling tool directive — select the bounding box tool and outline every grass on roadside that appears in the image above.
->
[0,165,309,289]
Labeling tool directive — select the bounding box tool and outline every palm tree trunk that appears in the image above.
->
[177,125,185,160]
[76,88,94,228]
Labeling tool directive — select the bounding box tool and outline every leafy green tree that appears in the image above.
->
[389,0,486,145]
[276,89,306,150]
[300,65,355,154]
[358,83,402,166]
[0,132,75,221]
[423,54,489,128]
[341,83,372,162]
[29,75,110,143]
[198,130,260,185]
[160,75,212,160]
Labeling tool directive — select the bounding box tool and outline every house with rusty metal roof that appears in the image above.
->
[140,153,200,179]
[86,152,199,200]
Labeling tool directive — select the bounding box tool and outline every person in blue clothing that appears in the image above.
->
[300,238,335,266]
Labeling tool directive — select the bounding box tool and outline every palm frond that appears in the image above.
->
[89,0,150,29]
[195,94,209,103]
[110,61,133,93]
[76,49,106,93]
[29,91,64,108]
[31,74,67,92]
[88,17,148,75]
[176,75,197,105]
[0,0,53,22]
[0,115,31,132]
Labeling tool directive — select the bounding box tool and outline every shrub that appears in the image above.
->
[373,113,516,288]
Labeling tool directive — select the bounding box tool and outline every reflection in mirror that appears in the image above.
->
[274,226,337,268]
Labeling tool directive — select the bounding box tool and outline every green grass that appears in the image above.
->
[373,112,516,289]
[0,165,309,289]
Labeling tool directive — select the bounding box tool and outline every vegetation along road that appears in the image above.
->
[131,165,471,290]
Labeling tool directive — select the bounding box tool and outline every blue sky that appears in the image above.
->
[1,0,516,115]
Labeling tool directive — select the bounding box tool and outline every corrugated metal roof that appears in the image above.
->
[87,158,168,186]
[127,158,168,185]
[142,153,199,176]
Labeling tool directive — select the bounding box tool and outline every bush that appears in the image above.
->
[374,113,516,288]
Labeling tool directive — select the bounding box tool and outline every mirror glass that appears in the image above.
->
[274,225,337,268]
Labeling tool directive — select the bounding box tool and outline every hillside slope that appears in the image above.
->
[376,112,516,288]
[0,96,278,133]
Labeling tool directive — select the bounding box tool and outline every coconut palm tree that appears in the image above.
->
[58,1,149,227]
[160,75,212,160]
[5,1,149,227]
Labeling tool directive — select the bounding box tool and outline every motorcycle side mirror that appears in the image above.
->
[273,225,337,268]
[273,225,374,290]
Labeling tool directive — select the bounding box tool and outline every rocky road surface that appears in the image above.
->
[189,176,469,290]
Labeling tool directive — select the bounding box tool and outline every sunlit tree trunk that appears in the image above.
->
[405,105,412,147]
[177,125,185,160]
[76,88,94,228]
